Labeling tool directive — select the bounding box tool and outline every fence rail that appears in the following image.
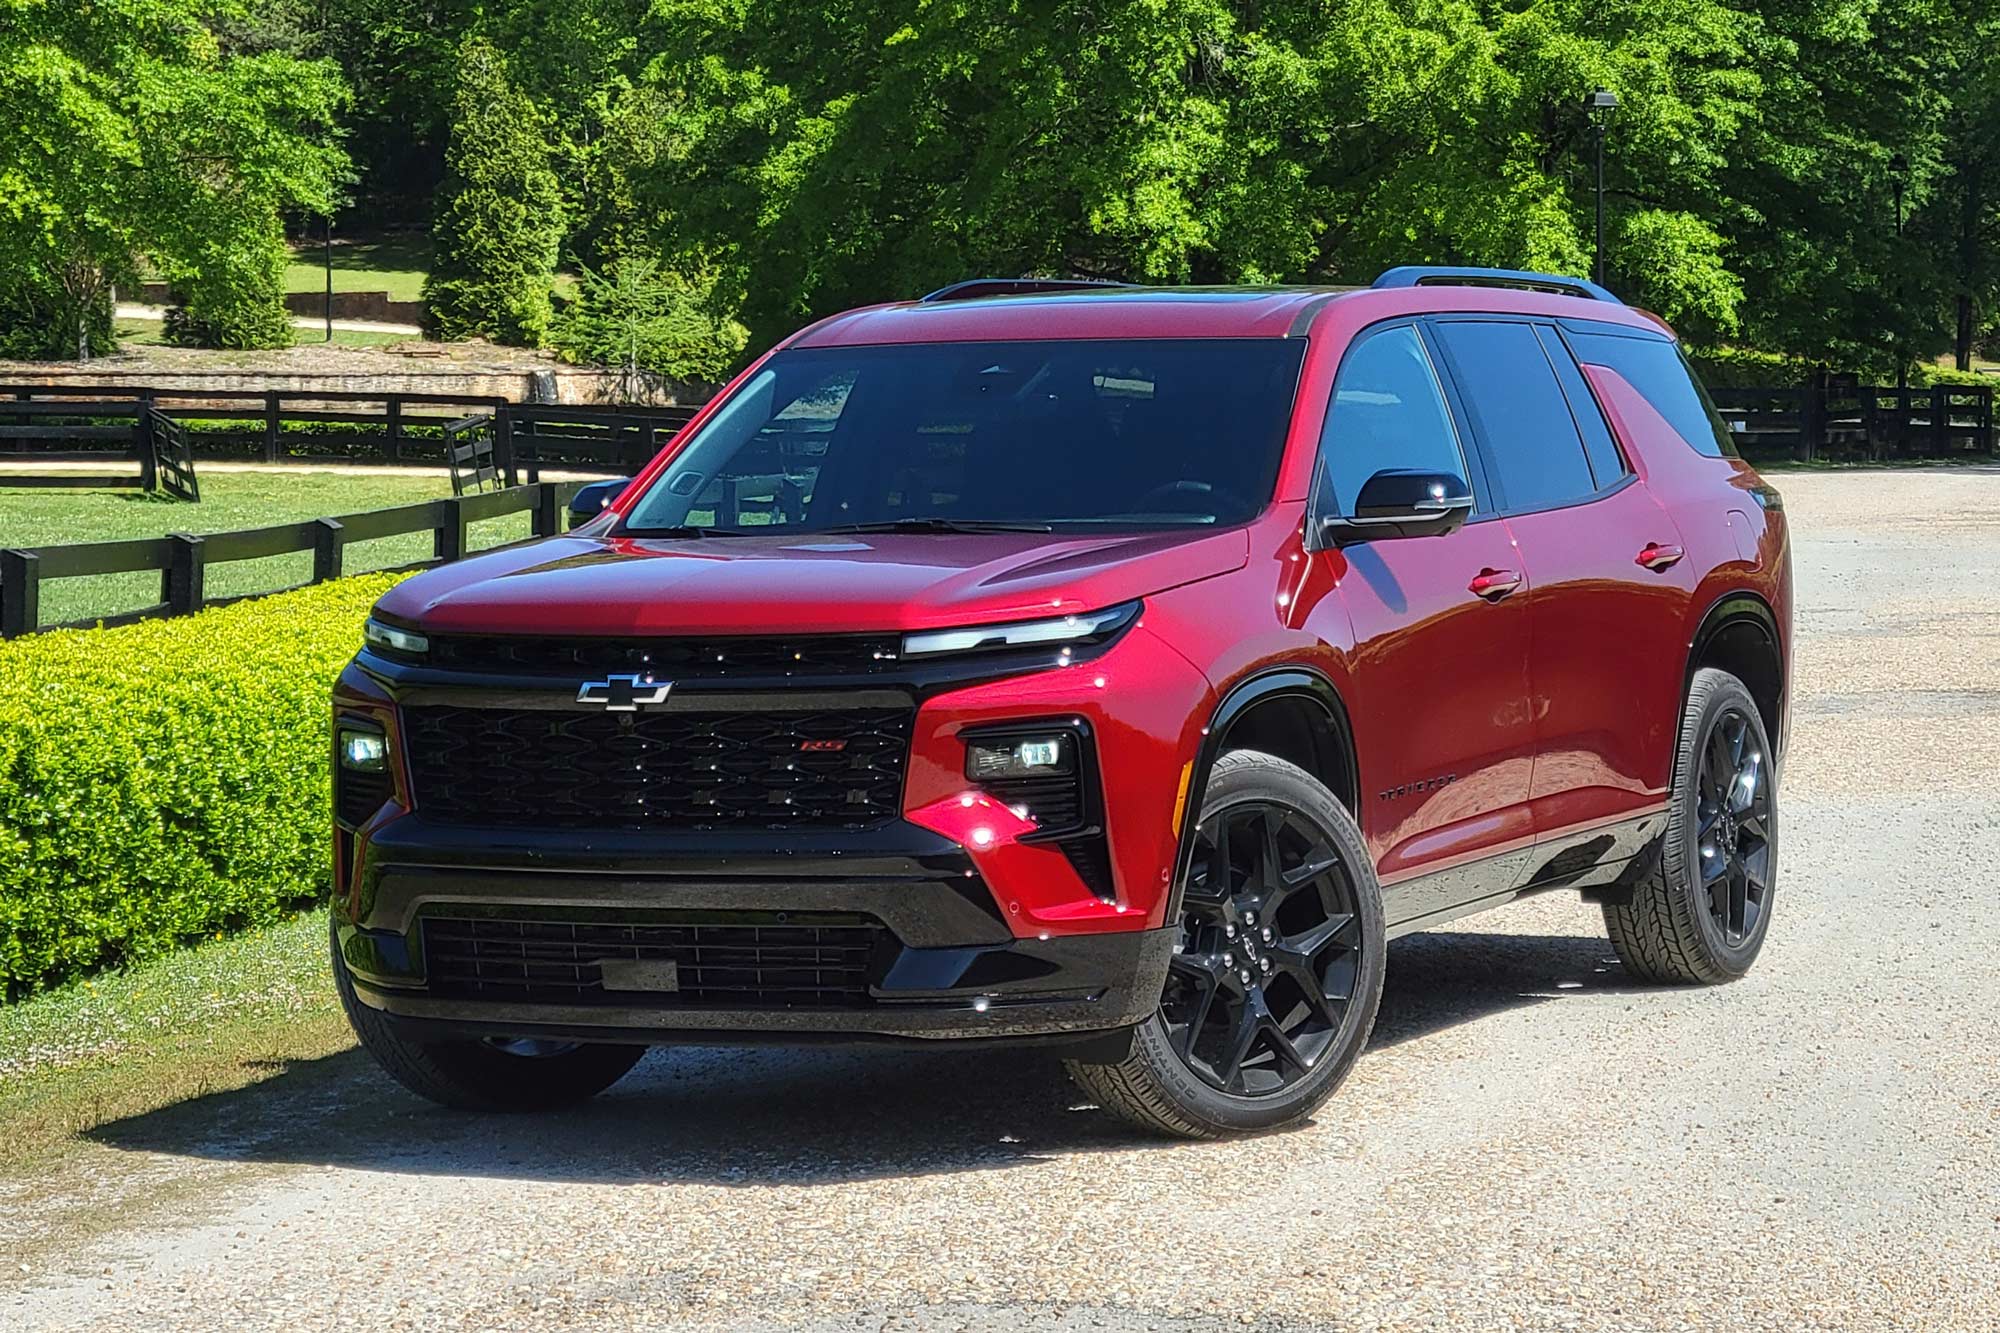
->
[0,385,700,483]
[0,480,584,638]
[1707,381,1996,461]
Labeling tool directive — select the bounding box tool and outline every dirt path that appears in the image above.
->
[5,468,1998,1332]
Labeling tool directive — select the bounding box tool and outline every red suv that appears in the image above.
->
[331,268,1790,1137]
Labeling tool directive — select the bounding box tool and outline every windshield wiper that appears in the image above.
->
[619,525,751,539]
[821,517,1054,534]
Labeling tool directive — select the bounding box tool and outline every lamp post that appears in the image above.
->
[323,212,335,344]
[1583,90,1620,287]
[1889,153,1908,388]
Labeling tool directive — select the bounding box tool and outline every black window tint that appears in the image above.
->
[1434,320,1597,512]
[623,339,1306,533]
[1568,330,1739,458]
[1535,325,1627,487]
[1316,324,1468,515]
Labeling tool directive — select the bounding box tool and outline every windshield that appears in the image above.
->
[620,338,1307,534]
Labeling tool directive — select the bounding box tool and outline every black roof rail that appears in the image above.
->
[1372,266,1622,305]
[919,278,1137,303]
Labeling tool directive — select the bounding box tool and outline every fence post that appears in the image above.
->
[137,410,160,493]
[386,396,404,463]
[1983,386,1995,455]
[498,405,519,487]
[1799,376,1822,463]
[165,533,205,616]
[433,497,469,562]
[263,392,281,464]
[0,549,40,638]
[1935,387,1951,454]
[533,483,560,538]
[312,517,345,583]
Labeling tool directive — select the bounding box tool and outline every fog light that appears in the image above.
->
[965,734,1075,781]
[339,728,388,772]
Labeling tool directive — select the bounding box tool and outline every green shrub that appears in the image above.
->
[551,253,749,386]
[162,226,298,350]
[0,573,406,999]
[422,38,564,347]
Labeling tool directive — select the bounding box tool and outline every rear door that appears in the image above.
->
[1428,318,1696,868]
[1305,321,1538,924]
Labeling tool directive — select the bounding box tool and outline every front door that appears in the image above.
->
[1302,322,1537,928]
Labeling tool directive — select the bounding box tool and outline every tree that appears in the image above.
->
[552,253,748,390]
[0,0,348,357]
[624,0,1771,348]
[422,38,565,345]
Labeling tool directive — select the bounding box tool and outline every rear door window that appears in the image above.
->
[1535,325,1628,488]
[1566,327,1739,458]
[1432,320,1598,513]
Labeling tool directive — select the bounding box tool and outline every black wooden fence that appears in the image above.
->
[0,480,584,638]
[1707,381,1996,462]
[0,386,700,492]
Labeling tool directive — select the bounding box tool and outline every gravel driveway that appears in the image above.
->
[7,467,1998,1332]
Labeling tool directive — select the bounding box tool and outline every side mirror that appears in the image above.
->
[1319,469,1472,544]
[567,478,630,527]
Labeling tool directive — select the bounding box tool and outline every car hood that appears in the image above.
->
[373,527,1251,636]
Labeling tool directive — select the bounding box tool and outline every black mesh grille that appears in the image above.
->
[422,915,883,1008]
[335,767,390,827]
[424,634,904,679]
[404,705,913,829]
[978,774,1086,833]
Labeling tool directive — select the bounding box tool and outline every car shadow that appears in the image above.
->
[86,930,1653,1187]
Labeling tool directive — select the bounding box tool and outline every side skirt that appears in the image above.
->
[1381,810,1665,940]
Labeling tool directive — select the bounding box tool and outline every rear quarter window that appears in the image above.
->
[1566,329,1739,458]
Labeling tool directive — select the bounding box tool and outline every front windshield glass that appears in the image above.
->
[620,338,1307,534]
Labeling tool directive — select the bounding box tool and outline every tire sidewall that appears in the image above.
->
[1675,673,1778,975]
[1132,751,1386,1135]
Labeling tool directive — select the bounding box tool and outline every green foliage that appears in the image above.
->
[0,574,404,998]
[0,279,115,361]
[422,38,564,346]
[552,254,748,384]
[0,0,350,358]
[163,225,298,349]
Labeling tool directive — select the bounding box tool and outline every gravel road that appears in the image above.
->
[7,467,1998,1332]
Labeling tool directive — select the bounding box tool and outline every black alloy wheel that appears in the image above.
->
[1166,800,1365,1096]
[1602,667,1778,985]
[1695,704,1773,945]
[1064,750,1384,1138]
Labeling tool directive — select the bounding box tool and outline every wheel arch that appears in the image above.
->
[1167,666,1360,915]
[1687,590,1785,760]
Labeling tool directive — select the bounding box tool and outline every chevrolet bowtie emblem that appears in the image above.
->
[577,674,673,711]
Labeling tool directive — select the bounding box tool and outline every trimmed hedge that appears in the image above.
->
[0,573,406,999]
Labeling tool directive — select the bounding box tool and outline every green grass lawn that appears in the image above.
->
[0,470,533,629]
[283,235,432,302]
[113,317,415,349]
[0,910,348,1176]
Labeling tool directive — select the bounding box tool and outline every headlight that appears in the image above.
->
[966,733,1077,781]
[338,728,388,772]
[901,601,1140,659]
[364,617,429,657]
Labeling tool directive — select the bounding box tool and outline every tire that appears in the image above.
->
[1605,667,1778,985]
[331,918,647,1111]
[1066,750,1386,1138]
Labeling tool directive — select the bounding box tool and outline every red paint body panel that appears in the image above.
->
[342,282,1791,951]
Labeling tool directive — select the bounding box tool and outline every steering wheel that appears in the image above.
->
[1130,478,1248,516]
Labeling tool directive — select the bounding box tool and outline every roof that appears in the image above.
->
[786,282,1669,348]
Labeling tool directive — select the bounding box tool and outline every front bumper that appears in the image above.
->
[335,819,1174,1043]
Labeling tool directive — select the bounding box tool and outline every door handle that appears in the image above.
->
[1636,542,1685,572]
[1468,569,1522,601]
